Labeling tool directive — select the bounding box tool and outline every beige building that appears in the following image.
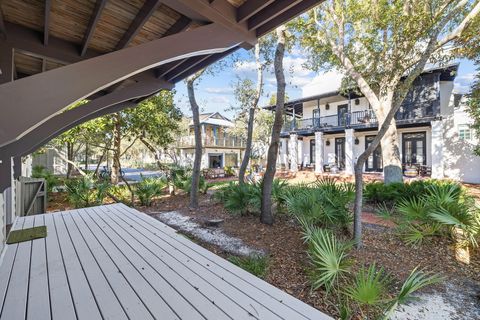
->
[177,113,245,169]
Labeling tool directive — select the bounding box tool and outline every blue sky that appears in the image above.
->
[174,49,477,119]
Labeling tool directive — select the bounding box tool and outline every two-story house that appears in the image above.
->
[177,112,245,169]
[266,64,480,183]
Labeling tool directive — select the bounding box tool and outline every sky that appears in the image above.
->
[173,48,477,119]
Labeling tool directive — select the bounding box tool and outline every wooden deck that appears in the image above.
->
[0,203,331,320]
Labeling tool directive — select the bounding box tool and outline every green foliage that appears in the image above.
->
[384,268,442,318]
[305,228,352,291]
[135,176,166,206]
[285,178,354,231]
[109,185,132,205]
[32,165,58,194]
[346,264,389,310]
[228,255,269,279]
[394,181,480,247]
[466,64,480,156]
[65,174,110,208]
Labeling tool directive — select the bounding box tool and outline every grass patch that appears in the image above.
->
[228,255,269,279]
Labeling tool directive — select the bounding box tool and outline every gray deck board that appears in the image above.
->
[0,203,332,320]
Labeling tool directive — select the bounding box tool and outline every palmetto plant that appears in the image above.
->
[306,228,352,291]
[395,181,480,247]
[345,264,390,318]
[384,268,442,319]
[65,174,110,208]
[135,176,166,206]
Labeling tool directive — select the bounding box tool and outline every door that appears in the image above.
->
[313,109,320,127]
[402,132,426,166]
[209,154,223,168]
[337,104,348,126]
[335,137,345,170]
[310,139,315,164]
[365,135,383,172]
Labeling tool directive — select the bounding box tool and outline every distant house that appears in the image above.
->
[265,64,480,183]
[177,112,245,169]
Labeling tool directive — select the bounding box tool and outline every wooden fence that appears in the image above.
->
[15,177,47,217]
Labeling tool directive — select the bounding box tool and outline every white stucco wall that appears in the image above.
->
[302,97,370,119]
[443,99,480,183]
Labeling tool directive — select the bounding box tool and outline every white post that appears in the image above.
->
[431,120,444,179]
[345,129,355,175]
[315,131,324,174]
[280,138,288,167]
[201,151,208,169]
[297,137,303,169]
[289,134,298,172]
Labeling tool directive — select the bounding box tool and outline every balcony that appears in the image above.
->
[177,135,246,148]
[282,105,436,133]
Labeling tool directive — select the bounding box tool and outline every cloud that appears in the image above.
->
[209,95,231,104]
[453,72,475,94]
[302,70,344,97]
[205,87,234,94]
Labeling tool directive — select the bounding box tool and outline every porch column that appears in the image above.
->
[298,137,304,168]
[315,131,324,174]
[345,129,355,175]
[0,192,4,252]
[289,134,298,172]
[280,138,288,167]
[0,156,14,226]
[200,151,208,169]
[431,120,445,179]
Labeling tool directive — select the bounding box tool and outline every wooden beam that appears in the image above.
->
[2,22,103,64]
[170,46,239,83]
[81,0,107,56]
[155,59,187,79]
[0,7,7,40]
[256,0,323,36]
[0,46,13,84]
[247,0,302,30]
[237,0,274,23]
[162,16,192,37]
[164,55,212,82]
[115,0,162,50]
[161,0,256,44]
[44,0,51,46]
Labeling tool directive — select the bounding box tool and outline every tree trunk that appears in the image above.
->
[66,142,74,178]
[379,114,403,184]
[84,143,89,171]
[111,113,122,185]
[239,43,263,184]
[187,71,204,209]
[239,106,255,184]
[260,26,286,225]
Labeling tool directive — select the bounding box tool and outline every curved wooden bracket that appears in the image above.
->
[0,23,244,147]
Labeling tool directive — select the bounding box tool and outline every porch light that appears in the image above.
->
[326,139,331,146]
[325,103,330,110]
[355,138,360,145]
[355,98,360,105]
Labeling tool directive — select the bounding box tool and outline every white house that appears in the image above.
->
[268,64,480,183]
[177,112,245,169]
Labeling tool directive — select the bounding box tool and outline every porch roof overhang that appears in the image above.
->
[0,0,324,190]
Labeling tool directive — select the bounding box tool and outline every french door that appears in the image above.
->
[337,105,348,126]
[402,132,427,166]
[335,137,346,170]
[365,135,383,172]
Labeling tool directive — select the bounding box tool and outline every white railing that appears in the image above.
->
[177,136,246,148]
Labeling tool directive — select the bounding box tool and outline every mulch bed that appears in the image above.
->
[140,192,480,318]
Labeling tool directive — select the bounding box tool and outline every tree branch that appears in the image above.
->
[436,0,480,48]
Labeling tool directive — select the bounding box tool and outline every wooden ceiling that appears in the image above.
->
[1,0,321,84]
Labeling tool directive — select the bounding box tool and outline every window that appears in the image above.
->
[459,124,472,140]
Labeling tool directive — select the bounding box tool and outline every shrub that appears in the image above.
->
[32,165,59,194]
[65,174,110,208]
[395,181,480,247]
[285,179,353,231]
[135,176,166,206]
[228,255,269,279]
[109,185,132,205]
[305,228,352,291]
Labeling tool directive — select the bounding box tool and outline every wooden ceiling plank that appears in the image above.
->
[44,0,51,46]
[115,0,162,50]
[256,0,323,36]
[162,16,192,37]
[237,0,274,23]
[81,0,108,56]
[0,7,6,39]
[247,0,302,30]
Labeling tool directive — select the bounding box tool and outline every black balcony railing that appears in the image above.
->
[283,104,436,133]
